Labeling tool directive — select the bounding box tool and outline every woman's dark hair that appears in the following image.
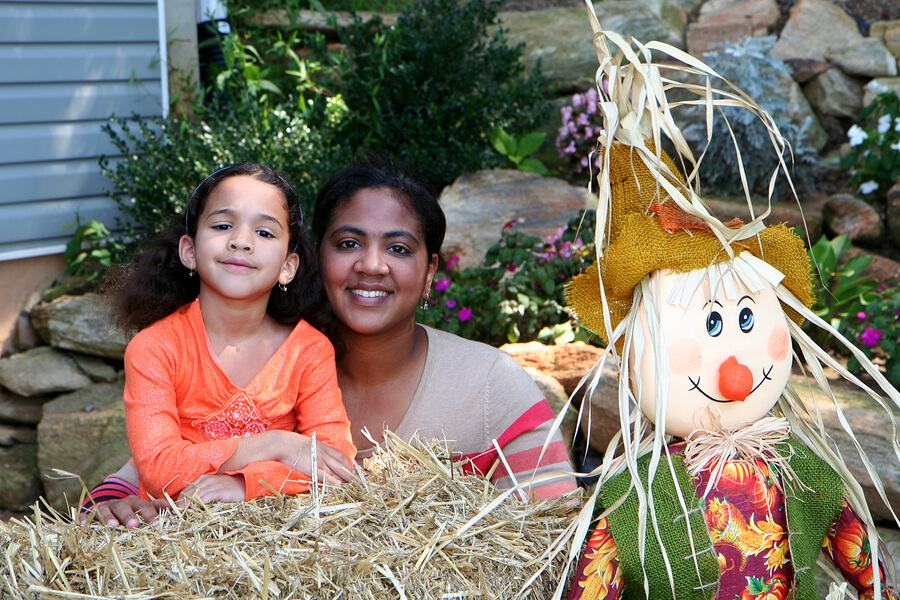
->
[108,163,330,333]
[312,152,446,261]
[312,153,446,357]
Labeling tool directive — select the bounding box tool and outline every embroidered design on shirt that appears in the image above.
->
[193,391,272,440]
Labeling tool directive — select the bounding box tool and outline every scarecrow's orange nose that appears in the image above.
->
[718,356,753,402]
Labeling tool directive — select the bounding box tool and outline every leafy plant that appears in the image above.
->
[489,129,550,175]
[842,285,900,386]
[417,211,598,346]
[806,234,880,341]
[331,0,550,189]
[61,215,126,286]
[840,89,900,208]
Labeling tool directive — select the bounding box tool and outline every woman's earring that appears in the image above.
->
[279,282,288,292]
[189,268,196,277]
[421,293,430,310]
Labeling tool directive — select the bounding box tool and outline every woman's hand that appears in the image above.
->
[181,474,246,504]
[79,496,170,529]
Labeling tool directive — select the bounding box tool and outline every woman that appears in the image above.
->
[85,155,576,528]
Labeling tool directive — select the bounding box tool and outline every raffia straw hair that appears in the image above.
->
[559,2,900,598]
[0,433,578,600]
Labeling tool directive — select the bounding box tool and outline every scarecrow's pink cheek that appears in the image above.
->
[668,338,702,375]
[768,325,790,361]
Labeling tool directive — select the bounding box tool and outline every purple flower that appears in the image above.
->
[572,94,584,108]
[860,326,883,347]
[445,299,457,309]
[857,312,867,320]
[560,106,573,122]
[446,256,460,268]
[457,307,473,322]
[507,262,517,272]
[435,279,450,292]
[576,113,590,126]
[897,308,900,320]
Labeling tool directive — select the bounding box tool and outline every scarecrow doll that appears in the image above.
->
[562,5,900,600]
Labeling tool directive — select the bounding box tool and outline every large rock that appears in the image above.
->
[888,179,900,246]
[441,171,592,267]
[685,0,778,56]
[823,193,884,243]
[772,0,864,64]
[0,438,42,512]
[37,380,130,510]
[870,19,900,59]
[498,7,598,95]
[30,293,131,360]
[826,38,898,78]
[846,247,900,283]
[0,346,92,397]
[803,67,864,119]
[501,341,606,398]
[0,388,48,426]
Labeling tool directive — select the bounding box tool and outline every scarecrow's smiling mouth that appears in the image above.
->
[687,365,774,403]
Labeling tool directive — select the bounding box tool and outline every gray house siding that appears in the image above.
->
[0,0,165,261]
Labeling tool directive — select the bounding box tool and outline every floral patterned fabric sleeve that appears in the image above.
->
[822,499,897,600]
[567,517,623,600]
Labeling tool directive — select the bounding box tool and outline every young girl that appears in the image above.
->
[113,163,356,504]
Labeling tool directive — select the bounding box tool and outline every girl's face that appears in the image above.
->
[630,269,793,438]
[179,175,299,304]
[319,187,438,337]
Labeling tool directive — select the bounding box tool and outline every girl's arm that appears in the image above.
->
[124,334,243,498]
[224,341,357,499]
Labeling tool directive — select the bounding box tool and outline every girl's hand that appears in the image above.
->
[280,432,358,485]
[80,496,170,529]
[181,474,246,504]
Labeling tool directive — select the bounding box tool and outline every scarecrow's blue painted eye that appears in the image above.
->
[739,307,754,333]
[706,311,723,337]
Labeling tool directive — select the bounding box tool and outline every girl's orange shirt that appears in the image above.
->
[123,300,356,501]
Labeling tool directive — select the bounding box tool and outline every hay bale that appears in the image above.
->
[0,434,580,599]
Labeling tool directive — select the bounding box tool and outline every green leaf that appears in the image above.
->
[519,158,548,175]
[516,131,546,156]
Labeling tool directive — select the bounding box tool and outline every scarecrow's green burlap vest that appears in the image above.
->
[597,439,844,600]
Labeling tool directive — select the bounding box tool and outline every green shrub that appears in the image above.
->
[804,234,880,348]
[417,211,597,346]
[332,0,550,189]
[840,89,900,208]
[842,285,900,387]
[101,103,351,252]
[682,37,821,198]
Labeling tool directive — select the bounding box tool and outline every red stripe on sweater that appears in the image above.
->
[457,400,555,476]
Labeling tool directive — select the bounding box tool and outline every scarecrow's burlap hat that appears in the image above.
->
[564,18,814,347]
[566,140,814,346]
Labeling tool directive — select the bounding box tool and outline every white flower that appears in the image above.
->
[895,117,900,132]
[866,81,888,95]
[860,180,879,195]
[848,124,868,146]
[878,115,892,134]
[891,140,900,152]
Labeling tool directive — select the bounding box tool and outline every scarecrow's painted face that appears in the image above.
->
[630,268,793,438]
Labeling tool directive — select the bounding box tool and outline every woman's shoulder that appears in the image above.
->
[420,325,530,380]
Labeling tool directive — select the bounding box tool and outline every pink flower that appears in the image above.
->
[502,219,517,230]
[446,256,460,268]
[457,307,473,322]
[445,299,457,309]
[435,279,450,292]
[857,312,867,320]
[861,327,883,347]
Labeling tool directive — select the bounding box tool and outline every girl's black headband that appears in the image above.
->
[184,166,303,252]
